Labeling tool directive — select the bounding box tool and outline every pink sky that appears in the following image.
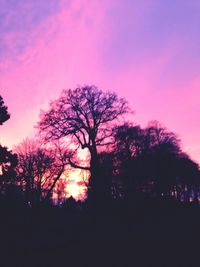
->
[0,0,200,164]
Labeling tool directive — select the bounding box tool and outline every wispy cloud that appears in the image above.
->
[0,0,200,164]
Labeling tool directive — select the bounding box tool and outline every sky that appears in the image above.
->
[0,0,200,165]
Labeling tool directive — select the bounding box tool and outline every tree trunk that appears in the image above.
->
[87,146,102,208]
[87,144,111,211]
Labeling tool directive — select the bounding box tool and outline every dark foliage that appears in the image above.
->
[0,96,18,200]
[0,146,18,194]
[0,95,10,125]
[112,121,200,203]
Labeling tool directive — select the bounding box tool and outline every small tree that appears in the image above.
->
[15,139,69,206]
[0,96,10,125]
[0,146,18,195]
[38,85,130,205]
[0,96,18,200]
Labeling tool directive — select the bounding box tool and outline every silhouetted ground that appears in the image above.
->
[0,199,200,267]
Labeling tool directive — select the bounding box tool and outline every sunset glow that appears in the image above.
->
[67,182,85,200]
[1,3,200,264]
[54,168,88,201]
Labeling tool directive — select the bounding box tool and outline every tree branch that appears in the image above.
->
[68,158,90,171]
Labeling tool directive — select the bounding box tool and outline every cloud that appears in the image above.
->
[0,0,111,147]
[0,0,61,64]
[0,0,200,165]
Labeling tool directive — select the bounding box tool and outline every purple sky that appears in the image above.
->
[1,0,200,164]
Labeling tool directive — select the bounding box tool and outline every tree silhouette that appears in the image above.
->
[113,123,143,159]
[0,95,18,201]
[177,155,200,187]
[175,155,200,201]
[98,151,116,202]
[113,121,183,200]
[15,139,69,206]
[140,122,181,195]
[0,95,10,125]
[112,123,144,201]
[0,146,18,196]
[38,85,130,206]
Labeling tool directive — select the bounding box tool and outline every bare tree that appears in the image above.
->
[38,85,130,204]
[15,139,69,206]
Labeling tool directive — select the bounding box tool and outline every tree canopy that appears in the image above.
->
[0,96,18,199]
[38,85,130,204]
[0,95,10,125]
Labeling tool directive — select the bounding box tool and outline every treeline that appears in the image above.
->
[0,86,200,209]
